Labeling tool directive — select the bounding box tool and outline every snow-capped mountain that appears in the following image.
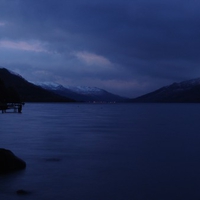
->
[0,68,74,102]
[36,82,65,90]
[160,78,200,92]
[65,86,105,95]
[132,77,200,103]
[36,82,127,102]
[39,82,104,94]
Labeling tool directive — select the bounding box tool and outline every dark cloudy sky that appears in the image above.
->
[0,0,200,97]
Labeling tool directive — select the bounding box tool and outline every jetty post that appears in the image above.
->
[0,102,25,113]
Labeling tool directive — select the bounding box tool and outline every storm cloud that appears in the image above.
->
[0,0,200,97]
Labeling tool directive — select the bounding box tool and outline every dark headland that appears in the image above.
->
[0,68,75,103]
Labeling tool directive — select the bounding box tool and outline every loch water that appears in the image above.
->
[1,103,200,200]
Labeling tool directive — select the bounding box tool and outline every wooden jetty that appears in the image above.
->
[0,102,25,113]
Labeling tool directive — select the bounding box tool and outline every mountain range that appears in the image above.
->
[37,82,127,102]
[2,67,200,103]
[132,78,200,103]
[0,68,127,102]
[0,68,74,102]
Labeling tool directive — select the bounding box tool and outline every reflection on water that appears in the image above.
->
[1,103,200,199]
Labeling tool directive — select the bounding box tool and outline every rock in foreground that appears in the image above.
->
[0,148,26,174]
[16,189,31,195]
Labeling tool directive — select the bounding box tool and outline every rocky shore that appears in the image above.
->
[0,148,26,174]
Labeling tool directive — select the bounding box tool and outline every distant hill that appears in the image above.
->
[132,78,200,103]
[0,68,75,102]
[37,82,128,102]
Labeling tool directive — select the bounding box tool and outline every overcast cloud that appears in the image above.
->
[0,0,200,97]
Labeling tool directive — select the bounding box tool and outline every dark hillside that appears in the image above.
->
[0,78,21,103]
[0,68,75,102]
[131,78,200,103]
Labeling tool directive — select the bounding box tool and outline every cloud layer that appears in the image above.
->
[0,0,200,97]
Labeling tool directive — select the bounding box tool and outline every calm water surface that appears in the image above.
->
[1,103,200,200]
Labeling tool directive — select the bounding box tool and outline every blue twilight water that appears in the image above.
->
[1,103,200,200]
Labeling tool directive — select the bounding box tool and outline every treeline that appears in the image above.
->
[0,79,21,103]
